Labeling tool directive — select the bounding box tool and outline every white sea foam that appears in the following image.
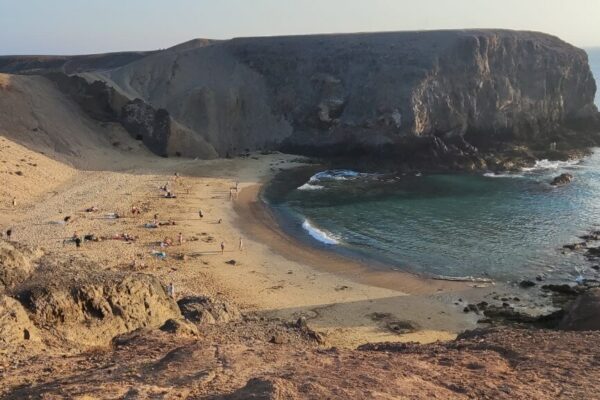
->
[431,275,494,283]
[298,169,380,190]
[297,183,325,191]
[309,169,362,183]
[522,159,581,172]
[302,219,339,245]
[483,172,524,179]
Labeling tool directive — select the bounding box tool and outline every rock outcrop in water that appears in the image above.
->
[1,30,599,166]
[551,173,574,186]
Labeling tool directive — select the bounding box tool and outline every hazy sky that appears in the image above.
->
[1,0,599,55]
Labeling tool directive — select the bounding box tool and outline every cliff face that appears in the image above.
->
[223,31,598,155]
[2,30,598,164]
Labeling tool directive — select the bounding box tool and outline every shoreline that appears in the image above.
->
[0,142,481,348]
[234,183,474,295]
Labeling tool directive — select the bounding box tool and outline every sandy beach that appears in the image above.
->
[0,137,482,348]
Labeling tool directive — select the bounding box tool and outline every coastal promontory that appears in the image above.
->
[1,30,598,166]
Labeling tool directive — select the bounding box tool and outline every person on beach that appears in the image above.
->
[72,232,81,248]
[220,241,225,254]
[239,237,244,251]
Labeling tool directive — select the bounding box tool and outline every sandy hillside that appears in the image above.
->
[0,73,150,169]
[0,137,76,210]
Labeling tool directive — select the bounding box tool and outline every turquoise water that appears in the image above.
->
[267,158,600,282]
[268,55,600,284]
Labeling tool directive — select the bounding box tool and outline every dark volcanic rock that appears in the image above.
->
[177,295,241,325]
[559,288,600,331]
[563,242,586,251]
[519,280,536,288]
[586,247,600,258]
[120,99,171,155]
[483,305,564,326]
[541,284,584,295]
[551,173,574,186]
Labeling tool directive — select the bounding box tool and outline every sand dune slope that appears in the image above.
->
[0,73,149,168]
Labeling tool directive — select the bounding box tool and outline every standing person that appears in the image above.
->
[220,241,225,255]
[75,236,82,249]
[178,232,184,245]
[167,282,175,299]
[239,237,244,251]
[6,228,12,241]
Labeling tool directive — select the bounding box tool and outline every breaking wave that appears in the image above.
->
[308,169,375,183]
[302,219,339,245]
[297,183,325,191]
[522,159,581,172]
[483,172,525,179]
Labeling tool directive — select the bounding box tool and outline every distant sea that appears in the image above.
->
[588,47,600,106]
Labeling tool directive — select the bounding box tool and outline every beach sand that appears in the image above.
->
[0,137,483,348]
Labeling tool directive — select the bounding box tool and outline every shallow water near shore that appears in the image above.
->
[265,152,600,285]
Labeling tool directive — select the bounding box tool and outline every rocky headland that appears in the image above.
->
[1,30,599,170]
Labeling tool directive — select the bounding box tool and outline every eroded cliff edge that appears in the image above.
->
[2,30,599,168]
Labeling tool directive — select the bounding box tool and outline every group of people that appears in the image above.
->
[4,174,245,265]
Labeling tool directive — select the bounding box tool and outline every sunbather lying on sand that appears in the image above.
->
[112,233,137,242]
[158,220,177,226]
[160,237,174,248]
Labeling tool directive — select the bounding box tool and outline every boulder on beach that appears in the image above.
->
[0,294,43,351]
[559,288,600,331]
[160,318,200,337]
[550,173,574,186]
[0,240,43,291]
[177,295,241,325]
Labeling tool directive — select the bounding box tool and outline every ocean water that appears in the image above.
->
[267,54,600,284]
[589,47,600,106]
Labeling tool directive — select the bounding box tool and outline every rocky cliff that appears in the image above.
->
[2,30,599,166]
